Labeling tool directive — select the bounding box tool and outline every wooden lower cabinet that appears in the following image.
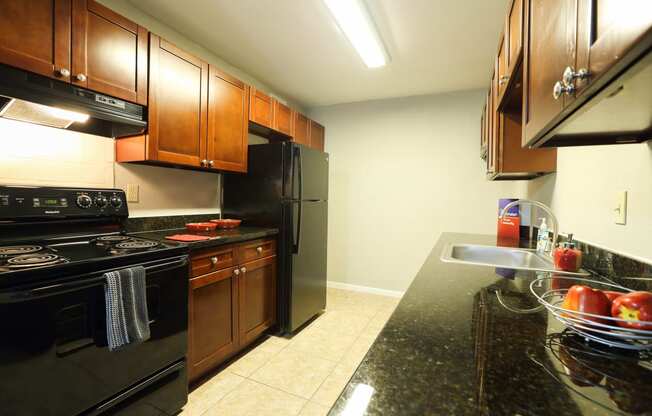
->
[187,239,277,382]
[238,256,277,348]
[188,266,239,381]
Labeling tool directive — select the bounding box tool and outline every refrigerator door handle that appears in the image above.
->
[297,145,304,202]
[293,201,302,254]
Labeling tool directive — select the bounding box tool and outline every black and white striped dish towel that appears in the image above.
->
[104,266,151,351]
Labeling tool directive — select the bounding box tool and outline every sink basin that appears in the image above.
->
[440,243,589,276]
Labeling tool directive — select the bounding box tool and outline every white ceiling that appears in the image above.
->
[127,0,509,108]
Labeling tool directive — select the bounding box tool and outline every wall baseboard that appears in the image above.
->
[327,281,404,298]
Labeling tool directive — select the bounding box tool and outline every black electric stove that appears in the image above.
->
[0,185,189,416]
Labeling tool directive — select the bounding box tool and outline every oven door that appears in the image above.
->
[0,255,189,416]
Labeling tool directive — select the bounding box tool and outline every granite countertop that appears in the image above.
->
[329,232,652,416]
[132,226,279,250]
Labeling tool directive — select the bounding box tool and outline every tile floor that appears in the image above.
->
[180,287,400,416]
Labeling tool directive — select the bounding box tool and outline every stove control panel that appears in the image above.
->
[0,186,128,220]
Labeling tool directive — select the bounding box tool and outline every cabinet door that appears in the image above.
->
[188,266,239,381]
[272,100,293,136]
[0,0,71,81]
[148,34,208,167]
[309,120,325,152]
[293,112,310,146]
[575,0,652,95]
[506,0,523,70]
[206,66,249,172]
[523,0,577,145]
[249,87,273,128]
[238,256,276,347]
[71,0,147,104]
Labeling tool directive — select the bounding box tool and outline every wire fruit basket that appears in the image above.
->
[530,276,652,351]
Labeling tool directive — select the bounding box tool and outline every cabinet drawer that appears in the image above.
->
[237,238,276,264]
[191,245,237,277]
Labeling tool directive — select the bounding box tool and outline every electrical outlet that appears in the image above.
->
[614,191,627,225]
[126,184,139,203]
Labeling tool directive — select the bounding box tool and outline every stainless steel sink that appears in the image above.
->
[440,243,589,276]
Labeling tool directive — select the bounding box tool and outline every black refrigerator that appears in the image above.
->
[223,142,328,334]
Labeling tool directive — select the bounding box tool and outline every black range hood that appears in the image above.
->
[0,64,146,138]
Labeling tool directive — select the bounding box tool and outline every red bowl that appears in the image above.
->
[185,222,217,232]
[210,219,242,229]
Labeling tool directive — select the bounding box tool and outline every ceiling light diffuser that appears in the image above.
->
[323,0,389,68]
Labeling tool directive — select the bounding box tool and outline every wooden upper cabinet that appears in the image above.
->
[293,112,310,146]
[272,100,293,137]
[206,66,249,172]
[0,0,72,82]
[71,0,148,104]
[188,266,239,382]
[249,87,273,128]
[309,120,325,152]
[148,34,208,167]
[575,0,652,95]
[238,256,276,348]
[523,0,577,146]
[506,0,523,71]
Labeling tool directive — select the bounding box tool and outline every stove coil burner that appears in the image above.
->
[96,235,131,243]
[7,253,66,268]
[114,240,159,250]
[0,245,43,257]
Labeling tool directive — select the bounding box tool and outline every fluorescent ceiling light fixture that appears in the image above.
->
[323,0,389,68]
[0,97,89,128]
[341,383,375,416]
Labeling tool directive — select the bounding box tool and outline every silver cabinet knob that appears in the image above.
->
[56,68,70,77]
[498,75,510,85]
[75,73,87,82]
[562,66,590,86]
[208,160,214,167]
[553,81,575,100]
[256,246,263,254]
[233,268,240,276]
[201,159,208,167]
[210,256,218,265]
[241,267,246,273]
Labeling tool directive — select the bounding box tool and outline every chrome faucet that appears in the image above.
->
[498,199,559,256]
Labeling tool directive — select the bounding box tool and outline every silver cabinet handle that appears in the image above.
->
[208,160,214,167]
[210,256,218,265]
[75,73,87,82]
[241,267,246,273]
[56,68,70,77]
[201,159,208,167]
[553,81,575,100]
[498,75,510,85]
[256,247,263,254]
[233,268,240,276]
[562,66,590,86]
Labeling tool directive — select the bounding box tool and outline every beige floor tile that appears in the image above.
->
[288,326,357,362]
[308,310,372,336]
[184,371,245,415]
[339,335,376,371]
[226,344,280,377]
[250,348,337,399]
[299,401,331,416]
[311,363,356,407]
[259,335,292,352]
[204,379,306,416]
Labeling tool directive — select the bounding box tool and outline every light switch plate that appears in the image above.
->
[614,191,627,225]
[126,184,139,203]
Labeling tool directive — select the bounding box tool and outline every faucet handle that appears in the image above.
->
[567,233,574,243]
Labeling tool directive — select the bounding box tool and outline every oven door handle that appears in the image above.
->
[0,256,188,303]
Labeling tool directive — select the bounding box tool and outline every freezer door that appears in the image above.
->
[292,145,329,202]
[290,200,327,332]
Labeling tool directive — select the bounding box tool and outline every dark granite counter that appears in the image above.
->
[132,226,278,250]
[329,232,652,416]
